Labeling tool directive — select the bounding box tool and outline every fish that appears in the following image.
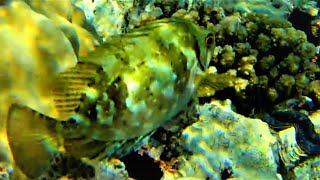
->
[6,17,215,178]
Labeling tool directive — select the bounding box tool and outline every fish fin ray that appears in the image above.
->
[52,62,101,120]
[7,104,60,178]
[63,138,107,159]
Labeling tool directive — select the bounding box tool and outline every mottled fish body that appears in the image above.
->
[58,18,215,142]
[7,18,215,178]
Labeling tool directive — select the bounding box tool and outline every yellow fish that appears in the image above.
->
[7,17,215,178]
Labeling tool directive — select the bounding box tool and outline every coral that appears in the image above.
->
[310,80,320,106]
[291,1,320,47]
[220,45,235,67]
[293,156,320,179]
[38,154,95,179]
[95,159,130,180]
[199,12,320,115]
[70,0,314,42]
[216,0,294,17]
[310,109,320,136]
[176,100,279,179]
[151,0,303,18]
[39,154,130,180]
[72,0,134,41]
[166,3,318,115]
[71,0,312,40]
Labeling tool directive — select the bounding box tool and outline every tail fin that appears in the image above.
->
[7,104,61,178]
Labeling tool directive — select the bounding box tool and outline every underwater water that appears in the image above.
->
[0,0,320,179]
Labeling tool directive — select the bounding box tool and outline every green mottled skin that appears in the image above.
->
[7,17,214,178]
[61,18,214,142]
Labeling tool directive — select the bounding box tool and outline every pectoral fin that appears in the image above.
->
[52,62,101,120]
[7,104,61,178]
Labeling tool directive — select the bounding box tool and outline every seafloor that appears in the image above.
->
[1,0,320,179]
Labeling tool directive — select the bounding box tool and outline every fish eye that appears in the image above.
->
[205,33,214,46]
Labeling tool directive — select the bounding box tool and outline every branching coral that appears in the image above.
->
[196,11,319,115]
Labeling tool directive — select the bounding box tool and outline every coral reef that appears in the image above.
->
[71,0,311,40]
[176,100,279,179]
[212,0,294,17]
[38,154,95,180]
[95,159,130,180]
[310,80,320,106]
[202,12,318,115]
[293,156,320,179]
[290,1,320,47]
[160,1,320,116]
[1,0,320,179]
[72,0,134,41]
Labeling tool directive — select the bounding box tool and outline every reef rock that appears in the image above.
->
[177,100,280,179]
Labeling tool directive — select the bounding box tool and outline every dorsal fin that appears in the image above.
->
[52,62,101,120]
[7,104,61,178]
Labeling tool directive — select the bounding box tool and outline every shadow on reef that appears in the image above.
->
[288,9,315,45]
[120,152,163,180]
